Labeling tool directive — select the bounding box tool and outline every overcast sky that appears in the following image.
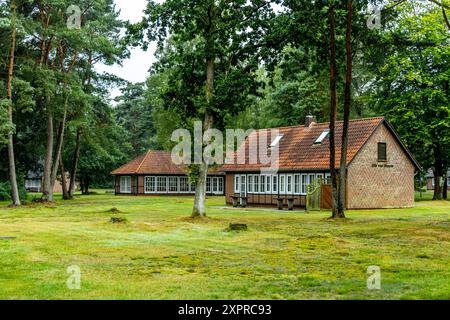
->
[95,0,158,99]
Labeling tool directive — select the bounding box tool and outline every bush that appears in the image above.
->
[0,182,11,201]
[0,181,28,202]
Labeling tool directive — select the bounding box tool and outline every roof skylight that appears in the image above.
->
[270,134,284,147]
[315,130,329,144]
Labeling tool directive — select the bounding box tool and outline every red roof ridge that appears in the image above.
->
[255,116,385,131]
[135,149,152,174]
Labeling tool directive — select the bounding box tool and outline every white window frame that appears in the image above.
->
[254,175,259,193]
[272,175,278,193]
[206,177,212,193]
[260,175,266,194]
[217,177,224,194]
[157,176,168,193]
[266,175,272,194]
[294,174,301,195]
[144,176,156,194]
[248,175,253,193]
[179,176,190,193]
[120,176,131,194]
[301,174,308,195]
[212,177,219,194]
[240,175,246,196]
[279,175,286,194]
[286,174,293,194]
[316,173,324,184]
[168,176,178,193]
[234,175,240,194]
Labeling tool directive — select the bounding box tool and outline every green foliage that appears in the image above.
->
[0,180,27,202]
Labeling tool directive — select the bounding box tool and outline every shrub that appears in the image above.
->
[0,181,28,202]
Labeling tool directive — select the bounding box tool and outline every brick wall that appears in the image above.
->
[347,124,415,209]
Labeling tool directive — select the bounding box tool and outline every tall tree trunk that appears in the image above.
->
[51,103,67,188]
[68,127,82,198]
[42,109,54,202]
[432,145,443,200]
[328,3,338,217]
[443,169,448,200]
[336,0,353,218]
[6,0,20,206]
[59,155,69,200]
[192,4,215,218]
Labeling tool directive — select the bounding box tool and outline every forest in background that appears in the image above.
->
[0,0,449,207]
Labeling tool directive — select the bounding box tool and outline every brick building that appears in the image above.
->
[111,150,225,196]
[222,117,420,209]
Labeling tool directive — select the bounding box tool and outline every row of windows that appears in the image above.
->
[234,173,330,196]
[119,176,224,194]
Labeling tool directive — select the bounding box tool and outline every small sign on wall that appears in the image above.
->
[372,164,394,168]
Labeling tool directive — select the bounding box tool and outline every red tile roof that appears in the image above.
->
[222,117,392,172]
[111,150,224,175]
[112,118,420,175]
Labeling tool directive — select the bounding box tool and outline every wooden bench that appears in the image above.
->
[231,196,248,208]
[274,197,297,210]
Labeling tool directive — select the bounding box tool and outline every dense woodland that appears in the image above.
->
[0,0,449,216]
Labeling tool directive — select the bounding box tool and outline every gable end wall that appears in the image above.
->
[347,124,415,209]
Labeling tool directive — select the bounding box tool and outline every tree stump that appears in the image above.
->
[226,223,248,231]
[110,217,127,223]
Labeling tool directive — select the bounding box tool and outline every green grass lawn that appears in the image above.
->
[0,191,449,300]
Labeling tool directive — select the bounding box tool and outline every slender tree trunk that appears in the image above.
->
[192,112,214,217]
[6,0,20,206]
[336,0,353,218]
[42,109,54,202]
[68,127,82,198]
[432,145,443,200]
[59,156,69,200]
[328,3,339,217]
[443,169,448,200]
[81,176,90,195]
[51,103,67,188]
[192,4,216,218]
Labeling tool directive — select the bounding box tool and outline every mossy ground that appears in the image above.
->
[0,191,448,299]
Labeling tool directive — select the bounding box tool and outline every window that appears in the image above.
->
[254,175,259,193]
[260,175,265,193]
[145,176,156,193]
[157,176,167,192]
[120,176,131,193]
[180,177,190,192]
[190,182,196,192]
[309,174,316,186]
[315,129,329,144]
[301,174,308,194]
[240,175,246,195]
[212,177,218,193]
[266,176,271,193]
[218,177,224,194]
[248,175,253,193]
[325,173,331,184]
[280,175,285,193]
[316,173,324,183]
[287,175,293,194]
[272,176,278,193]
[206,177,211,193]
[378,142,387,161]
[169,177,178,192]
[270,134,284,147]
[294,174,300,194]
[234,175,240,193]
